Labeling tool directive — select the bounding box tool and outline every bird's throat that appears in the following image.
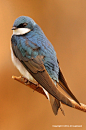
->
[13,28,31,35]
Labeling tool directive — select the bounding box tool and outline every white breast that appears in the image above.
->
[11,46,37,83]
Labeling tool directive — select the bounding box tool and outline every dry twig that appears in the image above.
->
[12,76,86,113]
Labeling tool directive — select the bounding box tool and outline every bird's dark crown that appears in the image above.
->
[13,16,36,30]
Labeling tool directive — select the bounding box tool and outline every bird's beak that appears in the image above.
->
[12,26,17,30]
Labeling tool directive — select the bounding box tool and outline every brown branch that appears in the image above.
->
[12,76,86,113]
[12,76,48,99]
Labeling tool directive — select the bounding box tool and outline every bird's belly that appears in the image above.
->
[11,47,37,84]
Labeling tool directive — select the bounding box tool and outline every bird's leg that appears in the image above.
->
[21,76,40,91]
[33,82,40,92]
[21,76,30,84]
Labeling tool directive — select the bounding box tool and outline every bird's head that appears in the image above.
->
[12,16,36,35]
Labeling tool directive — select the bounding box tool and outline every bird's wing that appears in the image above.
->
[11,40,76,107]
[58,68,80,105]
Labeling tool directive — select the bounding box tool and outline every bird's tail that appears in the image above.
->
[49,94,65,115]
[43,87,65,115]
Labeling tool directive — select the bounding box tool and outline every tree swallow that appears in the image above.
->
[11,16,80,115]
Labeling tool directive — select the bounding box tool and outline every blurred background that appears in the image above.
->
[0,0,86,129]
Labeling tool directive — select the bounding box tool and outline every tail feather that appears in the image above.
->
[49,94,65,115]
[49,94,60,115]
[60,102,65,116]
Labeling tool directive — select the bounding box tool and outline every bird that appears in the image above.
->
[10,16,80,115]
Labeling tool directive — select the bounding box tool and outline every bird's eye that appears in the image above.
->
[17,23,28,28]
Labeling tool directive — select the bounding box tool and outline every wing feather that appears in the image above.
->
[58,68,80,105]
[11,42,79,107]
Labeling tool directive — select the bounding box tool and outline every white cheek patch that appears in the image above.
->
[13,28,31,35]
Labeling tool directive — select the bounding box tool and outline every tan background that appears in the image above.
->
[0,0,86,130]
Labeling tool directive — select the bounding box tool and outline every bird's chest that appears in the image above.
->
[10,46,37,84]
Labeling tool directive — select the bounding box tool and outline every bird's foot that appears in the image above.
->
[33,83,40,92]
[21,76,30,84]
